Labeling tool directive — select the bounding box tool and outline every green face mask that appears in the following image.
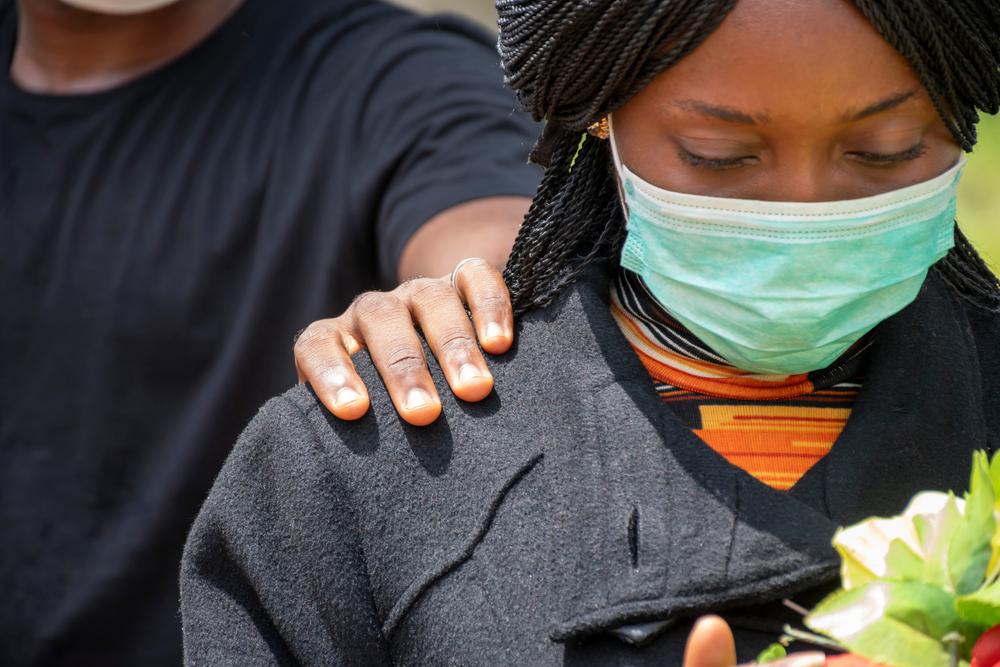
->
[609,122,966,376]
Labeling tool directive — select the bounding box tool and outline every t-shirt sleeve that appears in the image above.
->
[354,14,541,285]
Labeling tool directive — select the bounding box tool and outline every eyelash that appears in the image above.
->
[848,142,928,165]
[677,150,756,171]
[678,142,929,171]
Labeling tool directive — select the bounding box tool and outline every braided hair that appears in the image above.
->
[498,0,1000,315]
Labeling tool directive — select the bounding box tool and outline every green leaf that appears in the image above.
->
[972,451,992,498]
[913,496,964,589]
[807,581,962,664]
[986,526,1000,585]
[844,617,954,667]
[989,450,1000,501]
[888,583,962,642]
[956,579,1000,627]
[954,546,993,597]
[756,643,787,663]
[950,453,997,595]
[569,134,587,171]
[885,538,927,581]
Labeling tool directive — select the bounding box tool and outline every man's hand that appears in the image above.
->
[294,259,512,426]
[295,194,527,426]
[683,616,826,667]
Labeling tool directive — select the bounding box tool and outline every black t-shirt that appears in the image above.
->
[0,0,539,663]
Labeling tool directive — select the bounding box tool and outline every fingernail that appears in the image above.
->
[459,364,483,385]
[485,322,505,342]
[404,388,432,411]
[335,388,363,408]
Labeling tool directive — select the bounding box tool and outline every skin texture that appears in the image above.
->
[397,195,527,282]
[684,617,739,667]
[612,0,962,201]
[12,0,244,93]
[295,197,527,426]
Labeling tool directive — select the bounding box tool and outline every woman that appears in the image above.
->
[180,0,1000,663]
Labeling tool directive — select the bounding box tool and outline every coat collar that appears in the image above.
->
[372,262,989,644]
[545,263,988,640]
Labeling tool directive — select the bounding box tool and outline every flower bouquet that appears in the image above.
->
[786,451,1000,667]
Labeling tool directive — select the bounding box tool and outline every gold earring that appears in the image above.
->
[586,117,609,140]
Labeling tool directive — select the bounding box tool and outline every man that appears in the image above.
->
[0,0,537,662]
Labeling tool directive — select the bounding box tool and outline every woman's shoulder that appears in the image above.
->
[938,269,1000,379]
[931,267,1000,440]
[962,295,1000,430]
[223,263,648,502]
[929,251,1000,343]
[228,267,614,471]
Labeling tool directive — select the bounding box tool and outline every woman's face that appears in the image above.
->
[613,0,963,202]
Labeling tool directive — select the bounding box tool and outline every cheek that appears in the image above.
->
[644,161,747,198]
[896,149,962,190]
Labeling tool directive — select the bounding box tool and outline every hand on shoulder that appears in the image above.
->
[293,259,513,426]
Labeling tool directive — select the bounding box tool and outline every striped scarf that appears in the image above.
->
[611,268,873,491]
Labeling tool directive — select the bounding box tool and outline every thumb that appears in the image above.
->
[682,615,737,667]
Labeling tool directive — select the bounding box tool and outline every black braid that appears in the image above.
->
[498,0,1000,316]
[934,226,1000,312]
[504,133,626,313]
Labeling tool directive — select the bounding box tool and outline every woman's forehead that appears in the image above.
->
[633,0,927,124]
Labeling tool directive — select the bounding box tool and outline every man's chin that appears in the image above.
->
[58,0,183,16]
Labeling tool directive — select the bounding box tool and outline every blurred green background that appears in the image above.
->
[392,0,999,272]
[959,114,1000,271]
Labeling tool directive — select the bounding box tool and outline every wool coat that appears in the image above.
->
[181,264,1000,665]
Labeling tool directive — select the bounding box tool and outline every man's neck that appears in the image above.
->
[11,0,244,95]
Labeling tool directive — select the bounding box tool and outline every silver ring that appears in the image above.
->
[450,257,486,291]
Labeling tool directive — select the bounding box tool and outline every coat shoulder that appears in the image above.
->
[949,283,1000,447]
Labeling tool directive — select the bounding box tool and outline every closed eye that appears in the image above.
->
[847,142,928,165]
[678,149,759,171]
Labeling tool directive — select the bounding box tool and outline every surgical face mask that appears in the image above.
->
[608,118,966,376]
[60,0,181,15]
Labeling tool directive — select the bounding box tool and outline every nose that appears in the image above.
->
[761,159,834,203]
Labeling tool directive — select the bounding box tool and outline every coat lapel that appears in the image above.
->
[549,268,840,641]
[377,265,989,645]
[793,271,989,524]
[549,267,989,641]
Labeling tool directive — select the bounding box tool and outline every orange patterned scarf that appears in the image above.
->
[612,269,874,491]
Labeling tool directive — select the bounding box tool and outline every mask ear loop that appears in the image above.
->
[606,115,631,222]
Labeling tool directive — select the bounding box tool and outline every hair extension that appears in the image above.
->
[498,0,1000,315]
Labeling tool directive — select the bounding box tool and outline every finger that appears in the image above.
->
[683,616,737,667]
[353,292,442,426]
[452,258,514,356]
[401,278,494,403]
[294,320,371,421]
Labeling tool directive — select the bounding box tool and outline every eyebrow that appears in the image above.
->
[670,100,770,126]
[842,91,916,122]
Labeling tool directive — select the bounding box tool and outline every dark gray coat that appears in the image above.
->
[181,265,1000,665]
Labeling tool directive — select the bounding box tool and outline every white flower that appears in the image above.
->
[807,580,891,640]
[834,492,965,590]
